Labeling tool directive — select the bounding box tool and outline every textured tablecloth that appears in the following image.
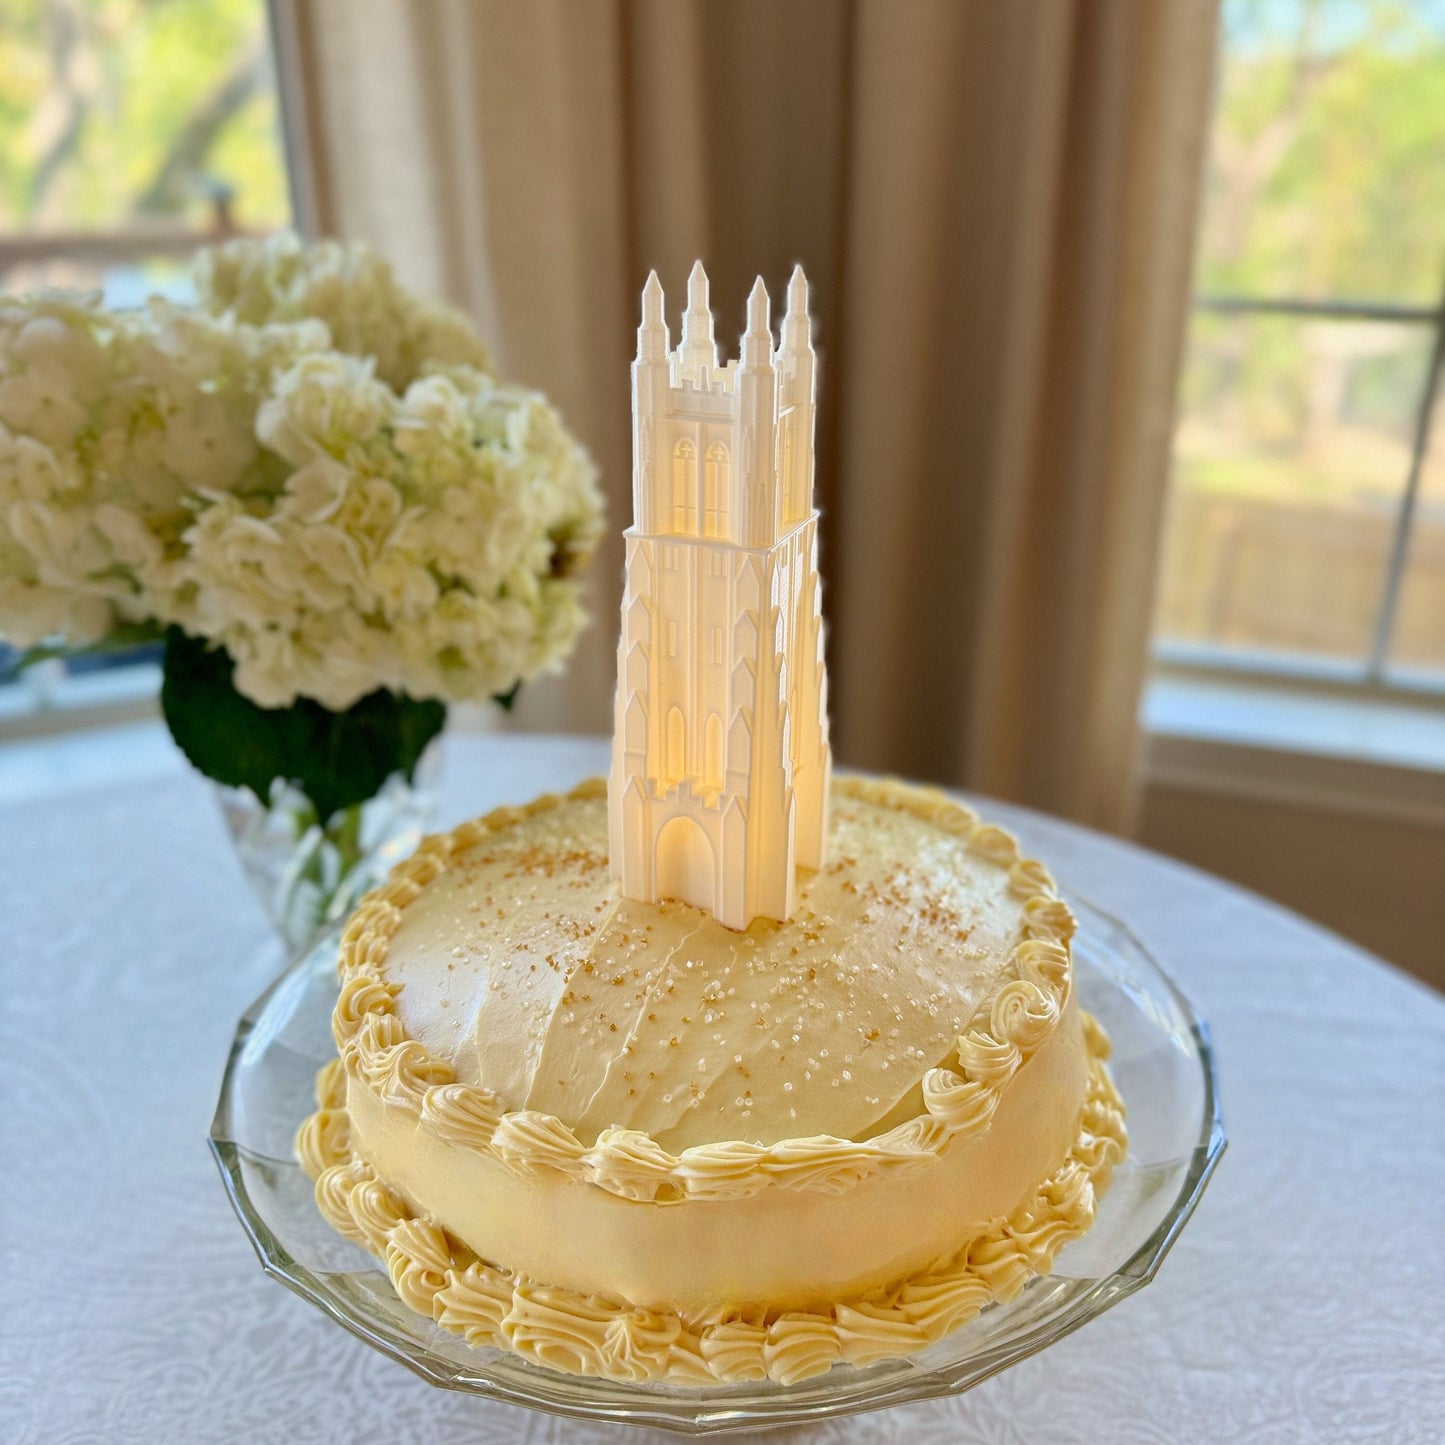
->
[3,731,1442,1445]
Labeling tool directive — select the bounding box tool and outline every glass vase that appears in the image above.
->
[218,743,441,952]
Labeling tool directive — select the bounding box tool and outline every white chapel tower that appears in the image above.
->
[609,262,831,930]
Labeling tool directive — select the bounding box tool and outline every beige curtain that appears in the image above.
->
[275,0,1218,834]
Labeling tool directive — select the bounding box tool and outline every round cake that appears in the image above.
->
[297,774,1126,1385]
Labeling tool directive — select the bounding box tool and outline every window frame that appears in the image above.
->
[1158,286,1445,697]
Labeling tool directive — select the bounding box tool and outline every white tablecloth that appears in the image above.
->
[3,732,1442,1445]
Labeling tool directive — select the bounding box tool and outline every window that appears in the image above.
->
[0,0,291,302]
[665,706,685,783]
[703,441,729,538]
[703,712,723,790]
[671,438,697,533]
[1154,0,1444,696]
[0,0,292,724]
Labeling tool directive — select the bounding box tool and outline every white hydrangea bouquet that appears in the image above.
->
[0,236,603,939]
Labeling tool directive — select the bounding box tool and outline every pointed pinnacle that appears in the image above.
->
[642,269,663,322]
[680,260,716,368]
[746,276,770,333]
[783,264,811,348]
[687,259,709,309]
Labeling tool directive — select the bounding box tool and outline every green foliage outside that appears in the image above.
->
[1163,0,1444,667]
[0,0,288,232]
[1175,0,1444,507]
[1201,0,1445,304]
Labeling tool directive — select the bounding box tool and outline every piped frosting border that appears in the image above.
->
[329,775,1080,1203]
[297,1014,1126,1387]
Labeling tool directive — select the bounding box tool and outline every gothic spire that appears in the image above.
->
[782,264,811,351]
[638,269,668,360]
[740,276,772,369]
[642,269,664,321]
[679,259,718,374]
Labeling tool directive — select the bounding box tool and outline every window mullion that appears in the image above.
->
[1196,294,1441,324]
[1366,277,1445,681]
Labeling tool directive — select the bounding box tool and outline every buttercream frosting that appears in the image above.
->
[328,777,1086,1205]
[298,1020,1126,1385]
[376,778,1037,1151]
[300,774,1128,1383]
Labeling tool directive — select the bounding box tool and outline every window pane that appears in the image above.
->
[0,0,289,298]
[1155,310,1435,662]
[0,254,196,306]
[1198,0,1445,305]
[1387,425,1445,677]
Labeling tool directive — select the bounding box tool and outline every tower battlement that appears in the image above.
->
[628,260,819,550]
[609,262,831,930]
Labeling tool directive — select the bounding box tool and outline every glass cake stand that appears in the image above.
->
[209,898,1225,1435]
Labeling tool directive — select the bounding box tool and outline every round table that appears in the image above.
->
[4,732,1442,1444]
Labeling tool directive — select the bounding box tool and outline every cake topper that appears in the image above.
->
[609,262,831,930]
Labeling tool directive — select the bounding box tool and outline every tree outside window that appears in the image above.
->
[1155,0,1444,687]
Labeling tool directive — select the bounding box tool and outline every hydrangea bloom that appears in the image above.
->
[0,238,602,711]
[193,233,492,392]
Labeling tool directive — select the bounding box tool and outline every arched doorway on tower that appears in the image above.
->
[654,815,715,914]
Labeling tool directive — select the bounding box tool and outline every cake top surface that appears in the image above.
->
[378,780,1045,1152]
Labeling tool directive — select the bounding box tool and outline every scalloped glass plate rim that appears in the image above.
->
[209,895,1225,1435]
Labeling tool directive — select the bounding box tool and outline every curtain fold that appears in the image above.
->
[276,0,1218,834]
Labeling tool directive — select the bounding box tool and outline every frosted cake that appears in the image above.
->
[296,774,1125,1384]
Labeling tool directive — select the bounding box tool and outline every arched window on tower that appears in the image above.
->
[671,439,697,533]
[703,712,723,791]
[782,421,795,519]
[666,705,685,784]
[703,442,730,539]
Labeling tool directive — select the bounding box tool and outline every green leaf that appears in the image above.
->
[160,627,446,823]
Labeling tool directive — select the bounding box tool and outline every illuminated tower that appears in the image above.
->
[609,262,831,930]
